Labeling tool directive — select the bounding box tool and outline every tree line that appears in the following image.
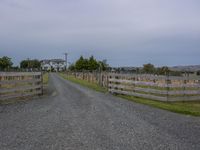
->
[0,55,194,76]
[0,55,108,71]
[0,56,41,71]
[113,63,182,76]
[68,56,109,71]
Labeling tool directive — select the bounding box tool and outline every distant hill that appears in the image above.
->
[112,65,200,73]
[170,65,200,72]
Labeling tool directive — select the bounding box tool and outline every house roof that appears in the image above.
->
[50,59,65,62]
[41,59,65,63]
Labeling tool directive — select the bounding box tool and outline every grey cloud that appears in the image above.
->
[0,0,200,66]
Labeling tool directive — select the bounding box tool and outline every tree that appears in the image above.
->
[73,56,109,72]
[156,66,170,75]
[0,56,13,70]
[98,59,109,71]
[75,56,88,71]
[197,70,200,76]
[88,56,99,71]
[20,59,41,69]
[142,63,155,74]
[20,60,28,68]
[68,63,76,71]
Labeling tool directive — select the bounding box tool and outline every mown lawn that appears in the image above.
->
[59,72,200,116]
[59,73,107,93]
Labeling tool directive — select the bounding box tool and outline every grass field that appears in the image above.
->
[43,73,49,84]
[59,73,107,93]
[59,73,200,116]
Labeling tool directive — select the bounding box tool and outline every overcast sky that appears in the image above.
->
[0,0,200,67]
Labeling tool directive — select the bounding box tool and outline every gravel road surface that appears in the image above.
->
[0,73,200,150]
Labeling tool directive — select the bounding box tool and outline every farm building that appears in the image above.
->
[41,59,67,72]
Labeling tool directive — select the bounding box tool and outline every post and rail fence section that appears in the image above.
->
[68,71,109,88]
[66,72,200,102]
[2,71,199,102]
[0,72,43,101]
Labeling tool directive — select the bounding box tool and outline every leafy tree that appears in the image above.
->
[73,56,109,71]
[88,56,99,71]
[20,60,28,68]
[75,56,87,71]
[68,64,76,71]
[0,56,13,70]
[99,59,109,71]
[197,70,200,76]
[156,66,170,75]
[142,63,155,74]
[20,59,41,69]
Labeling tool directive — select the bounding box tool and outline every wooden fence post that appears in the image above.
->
[198,79,200,96]
[41,72,43,95]
[108,74,110,92]
[183,77,187,100]
[166,75,170,101]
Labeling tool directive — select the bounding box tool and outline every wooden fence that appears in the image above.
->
[68,72,109,88]
[0,72,43,100]
[63,72,200,101]
[108,73,200,102]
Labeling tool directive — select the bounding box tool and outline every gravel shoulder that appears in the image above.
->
[0,73,200,150]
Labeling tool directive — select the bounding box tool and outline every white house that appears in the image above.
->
[41,59,67,72]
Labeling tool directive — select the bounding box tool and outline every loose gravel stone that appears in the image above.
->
[0,73,200,150]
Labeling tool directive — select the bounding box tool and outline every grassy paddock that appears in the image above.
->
[118,95,200,116]
[42,73,49,84]
[59,73,107,93]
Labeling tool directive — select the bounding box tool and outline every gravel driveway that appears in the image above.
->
[0,73,200,150]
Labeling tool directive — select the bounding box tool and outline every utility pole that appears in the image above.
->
[64,53,68,70]
[27,58,30,71]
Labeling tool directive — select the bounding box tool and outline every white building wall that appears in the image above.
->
[41,60,66,71]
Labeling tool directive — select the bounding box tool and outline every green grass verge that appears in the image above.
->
[59,73,107,93]
[118,95,200,116]
[43,73,49,84]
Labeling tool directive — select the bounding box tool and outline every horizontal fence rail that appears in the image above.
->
[67,71,109,88]
[0,72,43,100]
[64,72,200,102]
[108,73,200,102]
